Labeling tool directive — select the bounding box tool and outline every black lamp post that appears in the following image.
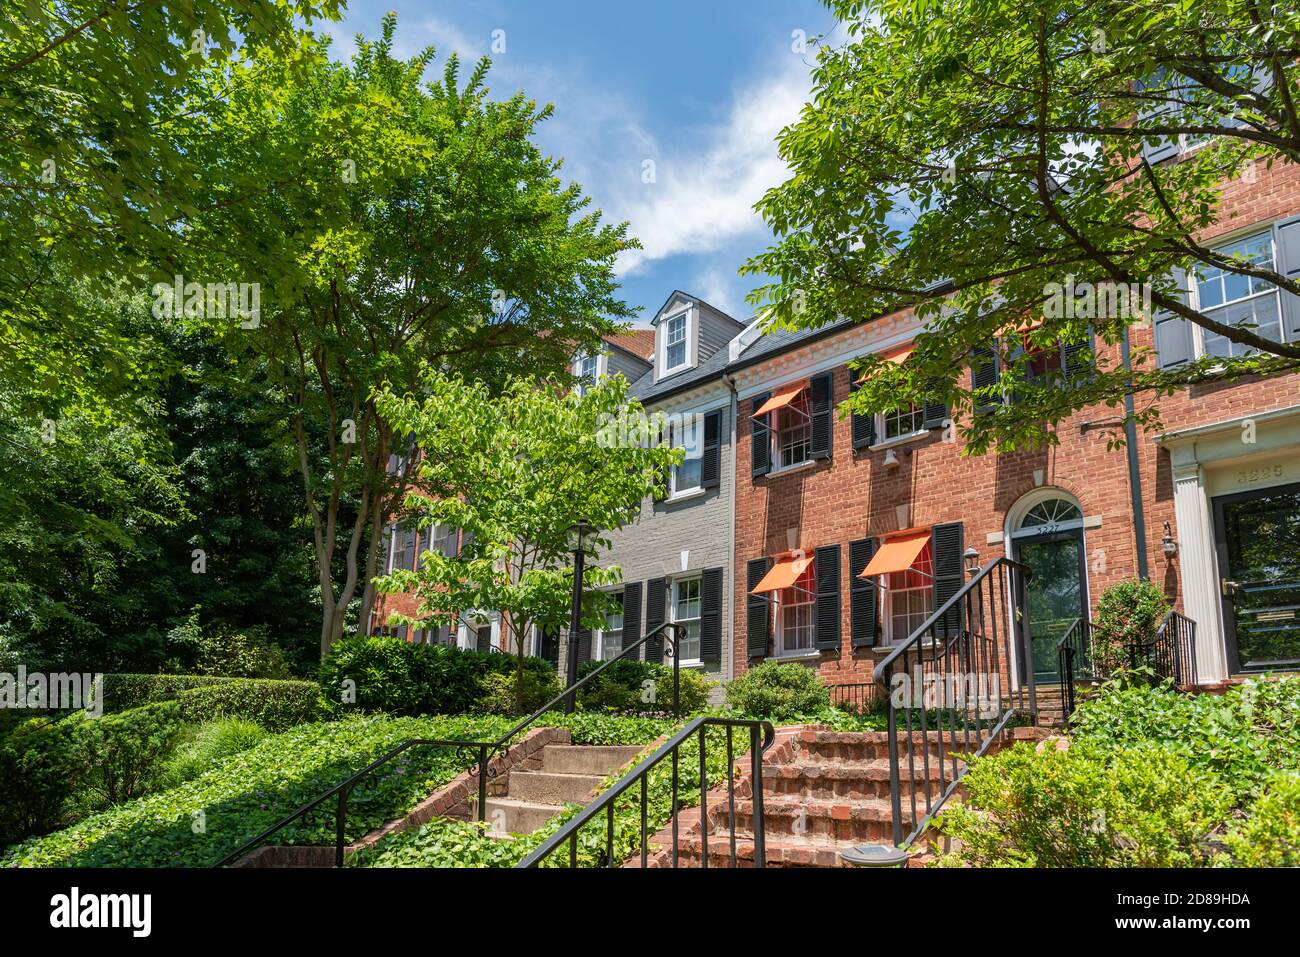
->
[564,519,593,714]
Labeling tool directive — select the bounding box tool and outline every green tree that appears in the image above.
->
[180,16,638,656]
[1,0,340,416]
[373,370,677,713]
[747,0,1300,453]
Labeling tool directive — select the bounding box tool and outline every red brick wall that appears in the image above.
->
[731,159,1300,687]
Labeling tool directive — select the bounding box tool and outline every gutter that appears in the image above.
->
[723,372,739,682]
[1120,326,1150,580]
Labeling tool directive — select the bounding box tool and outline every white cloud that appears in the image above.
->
[612,58,811,276]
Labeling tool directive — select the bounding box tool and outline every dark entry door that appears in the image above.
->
[1214,481,1300,674]
[1015,530,1088,683]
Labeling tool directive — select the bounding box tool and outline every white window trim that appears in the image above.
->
[1188,228,1286,361]
[659,308,694,378]
[767,387,814,473]
[573,350,607,396]
[868,428,930,453]
[458,611,500,652]
[665,486,707,504]
[592,589,625,662]
[670,574,703,666]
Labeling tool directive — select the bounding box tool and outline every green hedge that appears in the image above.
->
[318,635,556,717]
[575,658,714,715]
[100,674,320,731]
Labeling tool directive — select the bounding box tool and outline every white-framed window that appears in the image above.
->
[775,563,816,656]
[884,541,934,644]
[664,313,688,372]
[671,447,702,495]
[574,352,601,396]
[671,576,702,663]
[428,524,458,558]
[880,404,924,442]
[773,390,812,470]
[1191,231,1283,359]
[598,592,625,661]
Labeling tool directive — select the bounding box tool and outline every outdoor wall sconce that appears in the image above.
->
[963,546,981,578]
[1162,521,1178,557]
[882,448,900,469]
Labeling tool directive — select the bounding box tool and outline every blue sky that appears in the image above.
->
[321,1,837,327]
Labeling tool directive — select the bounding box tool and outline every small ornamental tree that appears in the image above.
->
[373,370,678,712]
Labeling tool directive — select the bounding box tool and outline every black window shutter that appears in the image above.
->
[746,558,771,658]
[849,538,878,648]
[644,577,666,663]
[700,410,721,489]
[931,522,966,640]
[575,625,592,664]
[621,581,642,658]
[751,395,771,477]
[814,544,841,652]
[1276,215,1300,342]
[1061,328,1095,382]
[848,369,876,449]
[810,372,834,460]
[971,343,1001,415]
[1153,268,1194,369]
[922,397,949,430]
[699,567,723,663]
[540,625,560,667]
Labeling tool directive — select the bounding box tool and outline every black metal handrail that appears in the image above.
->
[213,622,684,867]
[872,556,1035,849]
[1055,617,1092,719]
[516,716,776,869]
[1132,610,1197,686]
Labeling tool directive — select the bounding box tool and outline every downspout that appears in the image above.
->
[1120,326,1150,580]
[723,373,739,683]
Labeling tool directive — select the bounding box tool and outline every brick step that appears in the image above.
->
[795,731,985,764]
[648,828,929,868]
[539,745,644,776]
[762,759,962,800]
[727,796,916,843]
[506,770,605,805]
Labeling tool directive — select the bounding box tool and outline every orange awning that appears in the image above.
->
[751,554,814,594]
[859,530,932,578]
[754,380,808,418]
[856,344,913,384]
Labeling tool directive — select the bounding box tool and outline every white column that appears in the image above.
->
[1171,463,1228,684]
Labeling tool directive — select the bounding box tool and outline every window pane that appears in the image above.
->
[674,455,702,492]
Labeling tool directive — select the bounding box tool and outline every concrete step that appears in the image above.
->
[540,744,644,775]
[507,770,606,805]
[480,797,565,835]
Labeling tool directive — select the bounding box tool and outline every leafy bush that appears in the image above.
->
[937,675,1300,868]
[1071,675,1300,799]
[98,674,320,730]
[1090,579,1171,677]
[1224,773,1300,867]
[477,669,563,716]
[2,711,670,868]
[162,718,269,788]
[0,717,83,847]
[74,702,184,806]
[937,741,1234,867]
[174,679,320,731]
[575,658,714,715]
[724,661,831,720]
[318,635,555,717]
[2,713,515,867]
[192,626,294,679]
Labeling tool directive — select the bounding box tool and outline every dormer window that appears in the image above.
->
[574,352,601,396]
[664,313,688,372]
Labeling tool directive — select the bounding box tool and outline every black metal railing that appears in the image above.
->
[872,557,1035,849]
[1132,610,1197,686]
[214,622,685,867]
[516,716,775,869]
[1055,617,1096,719]
[829,682,878,714]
